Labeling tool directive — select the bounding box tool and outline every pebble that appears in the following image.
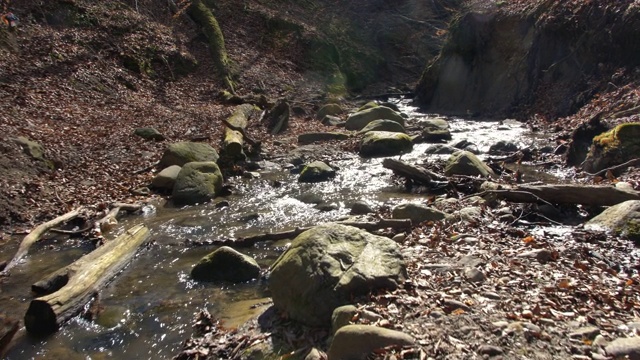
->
[477,344,504,356]
[443,299,471,313]
[518,249,556,263]
[569,326,600,340]
[605,337,640,358]
[464,267,486,283]
[482,291,502,300]
[592,335,609,347]
[392,233,406,243]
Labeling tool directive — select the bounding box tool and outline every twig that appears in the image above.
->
[133,161,159,175]
[583,158,640,177]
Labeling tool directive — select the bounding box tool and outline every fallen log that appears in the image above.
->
[1,207,85,276]
[25,224,150,335]
[223,104,258,156]
[216,219,412,247]
[382,158,448,184]
[94,202,143,236]
[484,184,640,206]
[0,314,19,357]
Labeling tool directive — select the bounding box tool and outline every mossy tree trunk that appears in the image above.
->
[187,0,235,92]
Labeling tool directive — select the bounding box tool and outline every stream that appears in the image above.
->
[1,100,561,359]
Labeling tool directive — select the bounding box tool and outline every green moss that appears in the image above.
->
[624,220,640,243]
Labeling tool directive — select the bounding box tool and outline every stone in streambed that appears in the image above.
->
[328,325,415,360]
[298,161,336,183]
[159,142,219,168]
[191,246,260,283]
[172,161,223,206]
[359,131,413,157]
[151,165,181,191]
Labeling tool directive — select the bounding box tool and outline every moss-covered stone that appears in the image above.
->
[191,246,260,283]
[316,103,344,120]
[298,161,336,182]
[172,161,224,206]
[583,123,640,173]
[359,131,413,157]
[159,142,219,168]
[345,106,405,131]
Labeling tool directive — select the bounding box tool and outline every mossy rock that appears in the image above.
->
[346,106,405,131]
[159,142,219,168]
[134,127,165,141]
[357,101,379,111]
[586,200,640,243]
[445,151,495,177]
[298,161,336,182]
[359,131,413,157]
[191,246,260,283]
[316,103,344,120]
[172,161,224,206]
[583,123,640,173]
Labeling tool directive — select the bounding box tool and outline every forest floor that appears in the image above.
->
[1,0,640,359]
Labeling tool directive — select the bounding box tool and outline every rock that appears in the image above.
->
[392,233,406,243]
[616,182,635,192]
[298,161,336,183]
[346,106,405,131]
[379,101,400,112]
[295,192,324,204]
[315,202,339,212]
[298,132,350,145]
[322,115,344,126]
[304,348,324,360]
[316,103,343,120]
[172,161,224,206]
[357,101,379,111]
[443,299,471,313]
[518,249,557,263]
[332,305,358,334]
[350,200,373,215]
[489,140,518,154]
[420,117,452,142]
[464,267,486,283]
[151,165,181,191]
[134,127,165,141]
[569,326,600,340]
[191,246,260,283]
[359,131,413,157]
[14,136,46,162]
[269,224,405,326]
[444,151,495,177]
[583,123,640,173]
[452,139,479,154]
[159,142,219,168]
[392,202,448,224]
[605,337,640,358]
[458,206,482,222]
[357,119,406,134]
[585,200,640,242]
[425,144,458,155]
[328,325,415,360]
[477,344,504,356]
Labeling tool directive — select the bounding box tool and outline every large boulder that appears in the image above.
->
[420,117,452,142]
[392,202,449,224]
[357,119,406,134]
[159,142,219,168]
[298,161,336,183]
[583,123,640,173]
[172,161,224,206]
[445,151,495,177]
[328,325,415,360]
[345,106,405,131]
[191,246,261,283]
[269,224,406,326]
[585,200,640,242]
[316,103,344,120]
[151,165,181,191]
[359,131,413,157]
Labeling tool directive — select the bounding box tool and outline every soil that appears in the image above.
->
[1,0,640,359]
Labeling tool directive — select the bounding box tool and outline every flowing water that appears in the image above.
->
[1,100,560,359]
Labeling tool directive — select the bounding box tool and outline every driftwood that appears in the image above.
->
[382,158,448,184]
[94,202,143,236]
[223,104,258,156]
[1,207,86,276]
[209,219,412,247]
[483,184,640,206]
[0,314,19,357]
[24,224,150,335]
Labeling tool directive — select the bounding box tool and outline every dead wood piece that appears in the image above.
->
[485,184,640,206]
[382,158,448,184]
[94,203,143,235]
[1,207,85,276]
[25,224,150,335]
[223,104,259,156]
[0,314,19,357]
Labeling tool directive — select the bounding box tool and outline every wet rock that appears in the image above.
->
[452,139,479,154]
[191,246,260,283]
[425,144,457,155]
[583,123,640,173]
[172,161,224,206]
[328,325,415,360]
[159,142,219,168]
[569,326,600,340]
[134,127,165,141]
[350,200,374,215]
[151,165,181,191]
[357,119,406,134]
[332,305,358,334]
[269,224,405,326]
[489,140,518,154]
[445,151,495,177]
[298,132,350,145]
[359,131,413,157]
[605,337,640,358]
[316,103,343,120]
[464,267,486,283]
[242,171,260,179]
[420,117,452,142]
[295,192,324,204]
[477,344,504,356]
[585,200,640,242]
[298,161,336,183]
[346,106,405,131]
[392,202,448,224]
[315,202,339,212]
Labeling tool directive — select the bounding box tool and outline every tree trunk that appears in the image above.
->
[223,104,256,157]
[382,158,448,184]
[187,0,235,92]
[24,224,150,335]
